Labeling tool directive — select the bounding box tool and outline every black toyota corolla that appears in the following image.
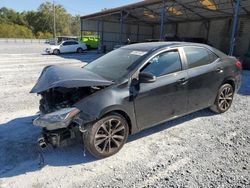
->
[31,42,241,158]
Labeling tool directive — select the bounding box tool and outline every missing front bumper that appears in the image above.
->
[39,128,74,148]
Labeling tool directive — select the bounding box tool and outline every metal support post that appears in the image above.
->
[175,23,178,37]
[97,19,100,51]
[137,24,140,42]
[206,21,210,43]
[101,20,104,47]
[97,19,100,37]
[120,11,124,44]
[160,0,166,40]
[80,19,83,39]
[229,0,241,55]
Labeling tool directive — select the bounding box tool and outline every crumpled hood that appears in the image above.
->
[30,65,113,93]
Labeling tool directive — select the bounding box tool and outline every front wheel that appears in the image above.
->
[53,49,60,55]
[83,113,129,158]
[210,84,234,113]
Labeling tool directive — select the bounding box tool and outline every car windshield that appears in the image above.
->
[84,48,147,81]
[58,41,63,45]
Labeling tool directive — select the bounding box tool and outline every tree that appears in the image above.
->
[0,23,33,38]
[0,7,26,25]
[70,15,80,36]
[0,3,81,39]
[36,31,53,39]
[36,2,71,36]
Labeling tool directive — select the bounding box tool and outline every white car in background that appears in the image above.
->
[45,40,87,55]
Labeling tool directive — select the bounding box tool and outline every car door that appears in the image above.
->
[133,49,189,130]
[71,41,79,52]
[60,41,71,53]
[182,46,222,112]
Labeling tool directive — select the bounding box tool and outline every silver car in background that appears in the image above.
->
[45,40,87,55]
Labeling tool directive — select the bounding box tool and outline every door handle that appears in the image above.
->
[178,78,188,85]
[215,67,223,73]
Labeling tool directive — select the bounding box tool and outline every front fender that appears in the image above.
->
[74,84,139,134]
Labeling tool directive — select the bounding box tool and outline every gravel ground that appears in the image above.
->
[0,42,249,188]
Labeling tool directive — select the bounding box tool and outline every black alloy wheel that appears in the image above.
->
[53,49,60,55]
[210,84,234,113]
[84,113,129,158]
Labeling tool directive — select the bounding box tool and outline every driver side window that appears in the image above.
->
[142,50,182,77]
[62,41,70,46]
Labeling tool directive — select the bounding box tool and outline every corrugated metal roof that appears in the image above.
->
[81,0,250,23]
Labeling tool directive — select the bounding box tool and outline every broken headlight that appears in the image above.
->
[33,107,80,130]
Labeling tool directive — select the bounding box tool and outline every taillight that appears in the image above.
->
[235,60,242,70]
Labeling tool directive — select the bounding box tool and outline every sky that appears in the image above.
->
[0,0,141,16]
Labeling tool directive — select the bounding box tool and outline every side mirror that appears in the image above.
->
[139,72,156,83]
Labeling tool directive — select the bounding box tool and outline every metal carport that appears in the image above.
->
[80,0,250,56]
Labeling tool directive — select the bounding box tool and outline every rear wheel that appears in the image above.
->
[210,84,234,113]
[53,49,60,55]
[77,48,84,53]
[83,113,129,158]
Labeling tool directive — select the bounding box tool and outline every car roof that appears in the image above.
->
[121,42,214,52]
[62,40,78,42]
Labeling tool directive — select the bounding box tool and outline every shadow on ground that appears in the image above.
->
[0,108,214,178]
[0,116,96,178]
[129,109,214,143]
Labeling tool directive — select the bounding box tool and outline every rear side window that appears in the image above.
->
[62,41,70,46]
[72,41,78,45]
[183,47,212,68]
[209,51,219,62]
[142,50,182,77]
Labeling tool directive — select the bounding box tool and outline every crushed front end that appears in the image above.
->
[33,86,102,149]
[34,105,83,148]
[31,65,113,149]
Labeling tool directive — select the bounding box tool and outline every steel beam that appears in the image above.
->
[205,21,210,43]
[97,19,100,36]
[101,20,104,47]
[229,0,241,55]
[119,11,129,44]
[144,6,186,22]
[175,23,178,37]
[137,24,140,42]
[233,0,250,15]
[174,0,207,20]
[120,11,124,44]
[80,20,83,39]
[97,19,100,50]
[160,0,166,40]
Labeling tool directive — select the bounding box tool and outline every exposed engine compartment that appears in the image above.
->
[31,65,114,150]
[39,86,103,114]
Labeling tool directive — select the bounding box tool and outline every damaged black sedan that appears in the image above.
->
[31,42,241,158]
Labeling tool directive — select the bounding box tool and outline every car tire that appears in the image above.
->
[210,83,234,113]
[86,45,91,50]
[77,48,84,53]
[83,113,129,158]
[53,49,60,55]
